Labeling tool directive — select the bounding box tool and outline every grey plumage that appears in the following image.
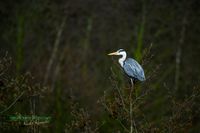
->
[123,58,145,81]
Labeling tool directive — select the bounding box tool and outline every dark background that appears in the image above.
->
[0,0,200,132]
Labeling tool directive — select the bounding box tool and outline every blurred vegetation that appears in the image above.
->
[0,0,200,132]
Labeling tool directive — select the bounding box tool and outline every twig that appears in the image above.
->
[116,118,129,132]
[109,69,128,113]
[129,80,133,133]
[0,91,25,114]
[101,91,112,115]
[132,88,151,106]
[130,98,133,133]
[94,121,106,132]
[129,80,138,133]
[112,79,128,113]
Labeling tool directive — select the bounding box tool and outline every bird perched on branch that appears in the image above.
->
[108,49,145,85]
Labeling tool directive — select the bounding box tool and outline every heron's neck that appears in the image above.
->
[118,52,127,67]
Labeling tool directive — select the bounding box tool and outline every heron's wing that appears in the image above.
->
[123,58,145,81]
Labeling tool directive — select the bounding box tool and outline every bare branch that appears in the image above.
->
[0,91,25,114]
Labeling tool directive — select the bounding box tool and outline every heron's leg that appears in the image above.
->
[129,78,137,133]
[129,79,135,100]
[130,78,134,89]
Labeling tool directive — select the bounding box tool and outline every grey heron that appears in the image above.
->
[108,49,145,85]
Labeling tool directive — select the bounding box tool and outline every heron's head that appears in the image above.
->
[108,49,126,56]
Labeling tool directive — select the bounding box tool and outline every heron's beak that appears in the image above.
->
[108,52,118,56]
